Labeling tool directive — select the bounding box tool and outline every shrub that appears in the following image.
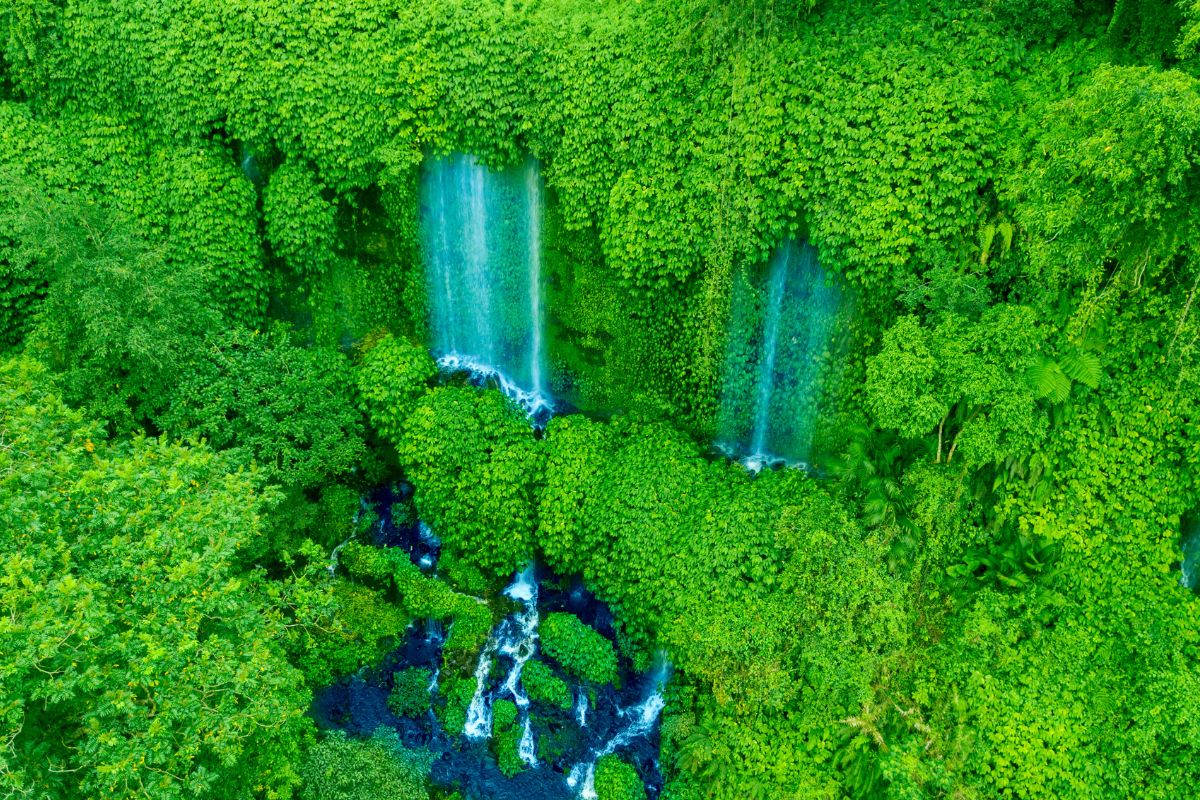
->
[300,730,431,800]
[522,658,573,710]
[539,613,619,685]
[389,668,434,718]
[594,755,646,800]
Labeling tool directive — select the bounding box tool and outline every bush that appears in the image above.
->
[160,327,366,491]
[355,332,437,442]
[539,613,619,685]
[389,668,434,718]
[522,658,573,710]
[300,730,431,800]
[594,755,646,800]
[264,159,338,278]
[492,698,518,732]
[495,724,525,778]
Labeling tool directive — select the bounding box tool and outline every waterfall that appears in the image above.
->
[717,239,841,471]
[575,690,588,728]
[565,660,670,799]
[463,566,542,766]
[749,247,790,460]
[1181,522,1200,591]
[526,163,547,401]
[420,153,553,421]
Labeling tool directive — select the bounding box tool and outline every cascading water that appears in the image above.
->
[314,489,667,798]
[717,239,843,471]
[420,153,553,421]
[566,661,670,799]
[464,566,542,767]
[575,691,588,728]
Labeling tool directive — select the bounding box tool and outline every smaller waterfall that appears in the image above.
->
[1181,521,1200,591]
[463,565,542,767]
[566,660,670,799]
[463,653,494,739]
[575,691,588,728]
[717,239,842,471]
[420,154,553,421]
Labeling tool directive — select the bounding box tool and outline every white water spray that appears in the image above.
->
[462,566,542,766]
[566,660,670,799]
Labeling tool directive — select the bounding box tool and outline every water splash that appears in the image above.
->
[420,153,553,421]
[575,690,588,728]
[437,353,555,423]
[717,239,842,470]
[463,565,542,767]
[566,660,670,799]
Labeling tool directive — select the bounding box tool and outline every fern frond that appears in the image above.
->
[1060,350,1103,389]
[1027,357,1071,403]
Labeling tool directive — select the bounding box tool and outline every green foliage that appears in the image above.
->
[594,755,647,800]
[522,658,572,710]
[13,186,220,429]
[5,3,1200,799]
[866,307,1051,467]
[339,542,492,663]
[355,332,437,442]
[492,698,518,732]
[300,730,432,800]
[1010,65,1200,292]
[1183,1,1200,65]
[494,724,525,778]
[435,673,477,734]
[265,159,339,279]
[389,668,434,718]
[159,327,365,490]
[488,698,526,777]
[0,166,43,348]
[0,357,312,798]
[393,386,541,579]
[539,612,619,686]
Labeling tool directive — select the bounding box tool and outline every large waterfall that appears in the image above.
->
[717,240,842,471]
[420,153,552,419]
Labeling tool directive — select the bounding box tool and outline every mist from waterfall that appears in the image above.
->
[717,239,842,471]
[420,153,552,419]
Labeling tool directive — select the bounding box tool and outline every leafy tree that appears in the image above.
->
[265,159,339,279]
[389,668,434,718]
[594,754,647,800]
[866,307,1051,467]
[539,613,619,685]
[159,326,366,492]
[522,658,572,710]
[15,187,219,429]
[393,386,542,582]
[1010,66,1200,292]
[355,332,437,443]
[0,357,312,799]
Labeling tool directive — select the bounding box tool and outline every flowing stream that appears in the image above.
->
[566,662,670,799]
[313,492,666,799]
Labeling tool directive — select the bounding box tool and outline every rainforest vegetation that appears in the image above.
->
[3,0,1200,798]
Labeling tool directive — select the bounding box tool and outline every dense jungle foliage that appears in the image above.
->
[2,0,1200,798]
